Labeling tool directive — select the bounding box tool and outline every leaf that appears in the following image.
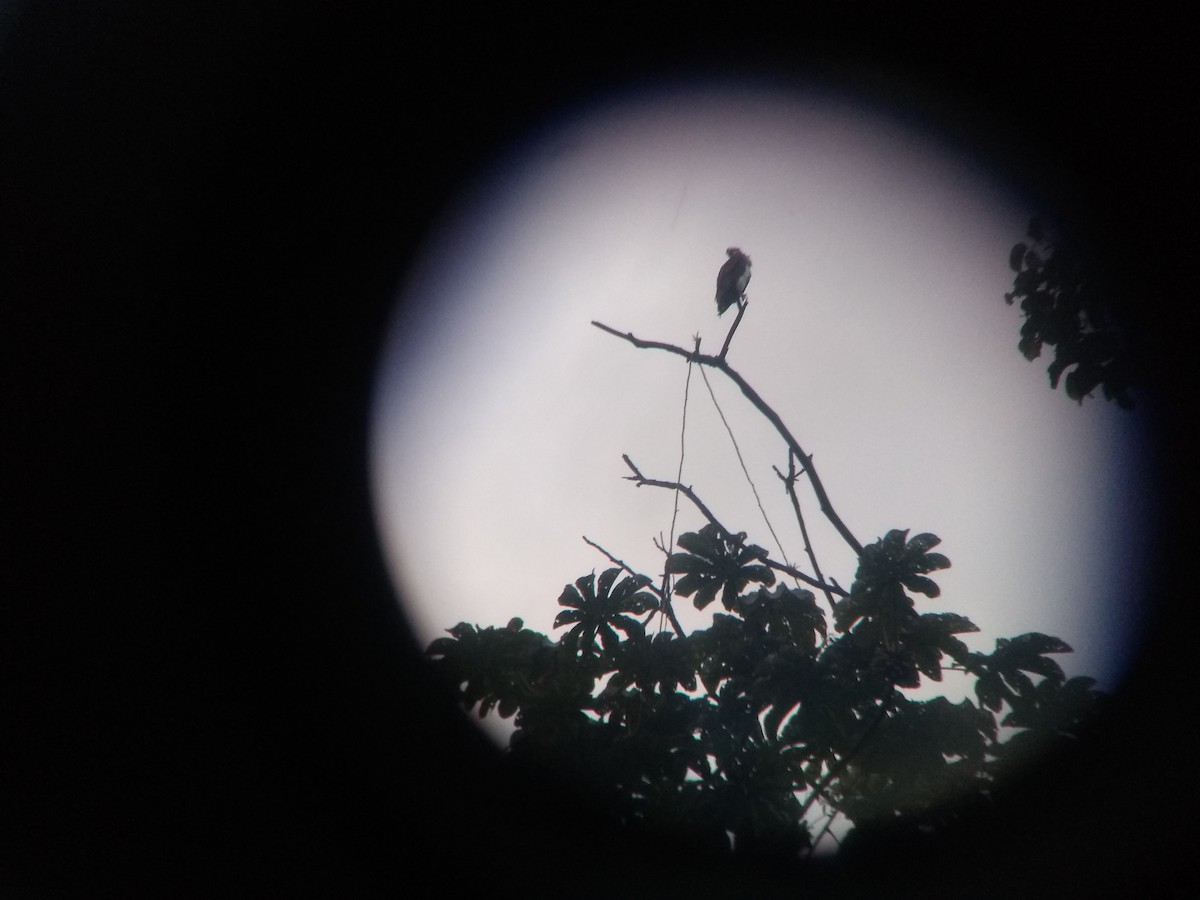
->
[1005,633,1073,656]
[597,566,620,599]
[913,642,943,681]
[974,672,1004,712]
[694,582,721,611]
[740,564,776,588]
[1000,667,1034,697]
[901,574,940,598]
[613,614,646,642]
[1009,242,1027,271]
[598,623,619,652]
[919,612,979,635]
[669,525,774,612]
[915,552,951,574]
[424,621,557,721]
[552,609,583,628]
[676,527,721,557]
[558,575,592,609]
[1065,365,1103,403]
[665,553,702,575]
[980,632,1073,706]
[905,532,941,555]
[910,613,978,667]
[1047,355,1071,390]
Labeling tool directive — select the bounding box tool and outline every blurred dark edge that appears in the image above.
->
[1,3,1196,897]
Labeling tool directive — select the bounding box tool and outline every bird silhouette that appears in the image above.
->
[715,247,751,315]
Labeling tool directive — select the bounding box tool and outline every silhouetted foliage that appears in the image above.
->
[425,291,1107,864]
[1006,217,1136,408]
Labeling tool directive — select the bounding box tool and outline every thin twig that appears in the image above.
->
[667,354,694,554]
[698,363,791,574]
[775,451,839,616]
[660,350,696,638]
[621,454,739,544]
[765,559,847,597]
[594,321,864,556]
[623,454,846,597]
[809,805,841,858]
[582,534,684,636]
[581,535,662,597]
[718,299,748,360]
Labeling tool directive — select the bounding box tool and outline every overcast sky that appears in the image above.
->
[370,79,1156,726]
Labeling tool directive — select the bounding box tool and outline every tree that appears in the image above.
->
[424,293,1106,865]
[1005,217,1137,409]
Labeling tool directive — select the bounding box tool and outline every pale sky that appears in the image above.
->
[370,80,1156,727]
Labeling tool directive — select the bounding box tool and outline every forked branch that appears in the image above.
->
[775,451,840,616]
[593,321,864,556]
[622,455,846,598]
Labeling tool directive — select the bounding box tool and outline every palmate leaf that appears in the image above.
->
[1004,220,1136,408]
[835,530,952,652]
[554,568,659,655]
[1000,675,1106,734]
[776,645,874,755]
[834,697,996,827]
[905,612,981,681]
[738,584,826,652]
[853,696,993,778]
[604,632,698,696]
[667,524,774,611]
[691,613,762,696]
[426,621,554,719]
[971,632,1072,711]
[599,691,711,790]
[991,632,1071,682]
[750,644,817,742]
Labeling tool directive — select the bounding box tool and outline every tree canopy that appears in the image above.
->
[1006,217,1137,409]
[424,248,1108,865]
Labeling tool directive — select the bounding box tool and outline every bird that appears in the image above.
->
[715,247,751,315]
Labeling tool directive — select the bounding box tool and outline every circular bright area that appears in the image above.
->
[370,80,1154,736]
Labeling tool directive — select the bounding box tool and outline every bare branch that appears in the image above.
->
[581,535,662,598]
[765,558,848,598]
[718,299,748,360]
[592,321,700,361]
[595,322,864,556]
[809,805,842,858]
[582,534,684,637]
[623,455,845,597]
[622,454,740,544]
[775,451,841,615]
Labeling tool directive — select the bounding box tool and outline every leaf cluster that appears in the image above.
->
[1006,217,1135,408]
[666,523,774,611]
[424,296,1108,863]
[426,530,1102,861]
